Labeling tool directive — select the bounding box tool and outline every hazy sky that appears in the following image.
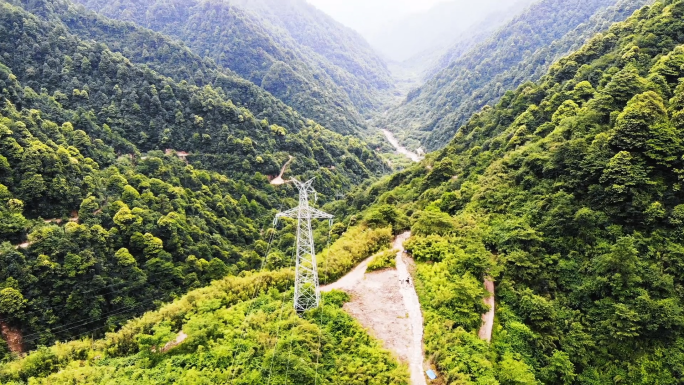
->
[307,0,449,36]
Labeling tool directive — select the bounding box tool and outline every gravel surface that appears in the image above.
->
[321,231,427,385]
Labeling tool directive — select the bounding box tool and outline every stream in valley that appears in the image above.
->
[382,129,423,163]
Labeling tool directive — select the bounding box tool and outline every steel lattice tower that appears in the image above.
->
[275,179,333,313]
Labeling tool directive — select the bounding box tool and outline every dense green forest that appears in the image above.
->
[0,0,390,356]
[385,0,651,152]
[0,0,385,187]
[5,0,684,382]
[71,0,392,134]
[341,0,684,381]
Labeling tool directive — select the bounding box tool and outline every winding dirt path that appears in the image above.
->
[394,232,427,385]
[321,232,427,385]
[321,255,374,292]
[162,331,188,353]
[270,155,294,185]
[478,279,495,342]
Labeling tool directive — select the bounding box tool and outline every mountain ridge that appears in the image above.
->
[72,0,393,134]
[385,0,652,151]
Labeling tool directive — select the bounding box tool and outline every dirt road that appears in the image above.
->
[321,255,374,292]
[270,155,293,185]
[478,279,495,342]
[321,232,427,385]
[394,232,427,385]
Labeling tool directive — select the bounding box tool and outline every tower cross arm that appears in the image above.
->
[275,206,300,219]
[307,206,333,219]
[274,206,333,224]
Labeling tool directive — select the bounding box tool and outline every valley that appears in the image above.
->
[2,0,684,383]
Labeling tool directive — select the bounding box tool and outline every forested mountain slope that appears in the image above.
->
[0,0,384,354]
[393,0,535,83]
[367,0,533,63]
[72,0,392,134]
[0,0,383,187]
[228,0,392,91]
[424,0,535,79]
[385,0,652,151]
[338,0,684,382]
[0,271,408,384]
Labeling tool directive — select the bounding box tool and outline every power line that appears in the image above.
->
[20,216,280,349]
[225,211,282,381]
[23,300,158,348]
[18,226,283,329]
[265,249,296,385]
[314,223,333,385]
[19,269,173,320]
[21,295,167,345]
[282,320,298,383]
[21,294,166,341]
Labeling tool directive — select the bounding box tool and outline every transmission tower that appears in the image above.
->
[274,179,333,313]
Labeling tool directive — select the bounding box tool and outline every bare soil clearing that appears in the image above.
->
[321,255,373,292]
[1,321,23,354]
[321,232,427,385]
[270,155,294,185]
[322,259,414,363]
[162,331,188,352]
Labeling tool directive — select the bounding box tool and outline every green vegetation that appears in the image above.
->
[386,0,652,152]
[318,226,392,283]
[0,0,387,353]
[366,249,396,272]
[0,0,384,190]
[4,0,684,382]
[342,0,684,382]
[405,234,494,382]
[71,0,392,133]
[0,104,281,350]
[0,271,408,384]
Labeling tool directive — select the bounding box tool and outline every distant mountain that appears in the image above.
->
[367,0,534,63]
[391,0,535,84]
[425,0,535,77]
[229,0,392,92]
[73,0,392,135]
[385,0,653,151]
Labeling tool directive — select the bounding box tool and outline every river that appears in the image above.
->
[382,129,422,163]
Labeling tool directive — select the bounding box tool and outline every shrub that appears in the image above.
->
[318,226,393,283]
[367,249,397,272]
